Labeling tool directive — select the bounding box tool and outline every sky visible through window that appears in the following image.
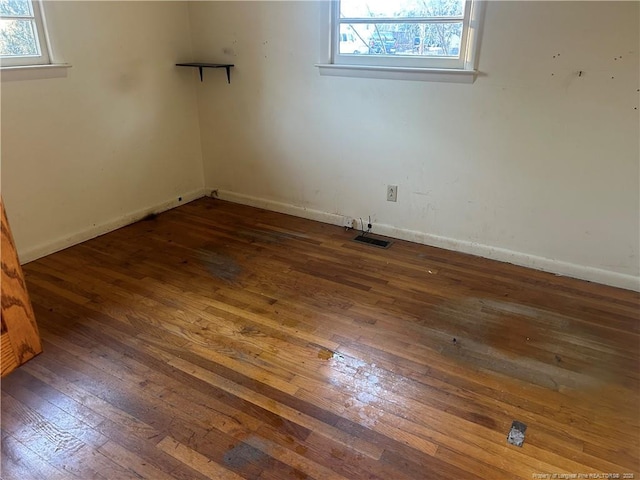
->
[340,0,465,18]
[338,0,466,57]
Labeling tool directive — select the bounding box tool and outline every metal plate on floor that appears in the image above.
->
[507,420,527,447]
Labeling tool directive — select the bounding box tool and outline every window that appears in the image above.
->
[0,0,50,67]
[331,0,483,72]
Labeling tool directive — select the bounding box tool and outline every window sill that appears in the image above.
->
[1,63,71,82]
[316,63,476,84]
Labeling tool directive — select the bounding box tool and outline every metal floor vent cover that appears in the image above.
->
[352,235,393,249]
[507,420,527,447]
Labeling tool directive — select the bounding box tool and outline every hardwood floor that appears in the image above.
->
[1,197,638,479]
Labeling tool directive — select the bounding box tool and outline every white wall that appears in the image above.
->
[189,1,640,290]
[1,1,205,262]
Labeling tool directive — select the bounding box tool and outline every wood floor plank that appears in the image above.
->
[21,361,164,444]
[1,378,108,450]
[97,440,176,480]
[0,392,128,480]
[157,436,246,480]
[3,197,638,479]
[0,429,73,480]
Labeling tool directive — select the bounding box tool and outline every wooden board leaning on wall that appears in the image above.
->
[1,197,42,377]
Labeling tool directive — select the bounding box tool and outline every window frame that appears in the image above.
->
[1,0,51,67]
[329,0,484,74]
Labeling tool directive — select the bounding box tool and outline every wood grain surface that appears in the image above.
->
[1,199,42,377]
[1,198,638,479]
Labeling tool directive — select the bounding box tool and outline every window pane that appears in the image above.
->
[340,0,465,19]
[0,0,33,17]
[338,23,462,57]
[414,22,463,56]
[338,26,370,54]
[0,18,39,56]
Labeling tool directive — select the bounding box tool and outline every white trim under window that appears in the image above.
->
[318,0,485,82]
[0,0,51,67]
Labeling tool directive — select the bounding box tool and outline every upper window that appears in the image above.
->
[0,0,50,67]
[333,0,481,70]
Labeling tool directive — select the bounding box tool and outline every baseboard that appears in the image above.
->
[215,189,640,292]
[20,188,207,265]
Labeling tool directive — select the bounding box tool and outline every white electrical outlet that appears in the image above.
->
[343,216,355,229]
[387,185,398,202]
